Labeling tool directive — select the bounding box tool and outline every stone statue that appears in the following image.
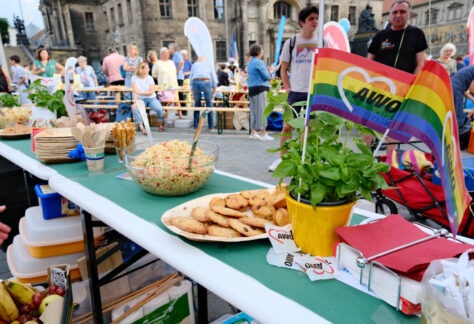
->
[358,5,378,33]
[13,15,25,35]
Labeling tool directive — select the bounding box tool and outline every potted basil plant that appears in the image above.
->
[26,79,67,118]
[263,93,390,256]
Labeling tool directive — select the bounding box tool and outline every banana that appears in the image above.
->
[4,279,35,305]
[0,283,19,322]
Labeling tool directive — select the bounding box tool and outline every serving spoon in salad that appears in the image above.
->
[188,109,210,171]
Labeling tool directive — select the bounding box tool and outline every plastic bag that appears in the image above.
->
[421,250,474,323]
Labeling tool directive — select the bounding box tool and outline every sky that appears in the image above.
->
[0,0,44,28]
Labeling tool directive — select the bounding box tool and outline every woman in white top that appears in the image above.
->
[132,62,165,133]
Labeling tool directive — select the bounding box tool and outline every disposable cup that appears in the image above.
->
[84,146,105,172]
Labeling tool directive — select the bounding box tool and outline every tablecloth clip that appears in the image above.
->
[336,243,366,284]
[355,228,450,270]
[368,261,402,311]
[336,243,403,310]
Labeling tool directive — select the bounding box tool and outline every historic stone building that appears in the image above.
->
[38,0,383,67]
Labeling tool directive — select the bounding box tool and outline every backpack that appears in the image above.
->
[120,65,126,78]
[275,36,296,78]
[267,111,284,131]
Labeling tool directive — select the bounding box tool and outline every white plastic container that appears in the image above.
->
[19,206,103,258]
[7,235,83,284]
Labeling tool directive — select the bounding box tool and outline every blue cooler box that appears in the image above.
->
[433,158,474,191]
[34,184,80,219]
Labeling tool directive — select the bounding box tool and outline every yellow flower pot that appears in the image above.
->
[287,193,355,257]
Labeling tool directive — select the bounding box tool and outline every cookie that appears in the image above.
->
[191,206,209,222]
[206,210,231,227]
[225,194,249,212]
[209,197,226,209]
[207,225,241,238]
[211,206,248,218]
[228,219,265,237]
[169,216,207,235]
[251,204,276,220]
[270,191,287,209]
[248,196,267,207]
[239,216,273,228]
[240,190,259,200]
[273,208,290,226]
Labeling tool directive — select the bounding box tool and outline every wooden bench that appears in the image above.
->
[82,99,249,106]
[80,104,250,134]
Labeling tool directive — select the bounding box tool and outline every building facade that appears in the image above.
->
[39,0,383,67]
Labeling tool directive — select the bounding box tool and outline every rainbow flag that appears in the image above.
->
[309,48,414,141]
[388,61,472,234]
[309,48,471,234]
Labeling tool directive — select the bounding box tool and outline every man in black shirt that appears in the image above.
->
[368,0,427,75]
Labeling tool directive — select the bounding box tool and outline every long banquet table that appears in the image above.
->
[0,138,419,323]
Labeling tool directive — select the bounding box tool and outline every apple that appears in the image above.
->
[39,294,62,314]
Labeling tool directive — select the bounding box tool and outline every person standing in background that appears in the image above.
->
[147,50,158,84]
[247,44,274,140]
[368,0,427,75]
[169,43,185,115]
[181,50,193,106]
[437,43,457,76]
[102,48,126,86]
[0,206,11,245]
[9,55,30,103]
[450,65,474,149]
[152,47,180,116]
[32,49,64,77]
[190,56,217,131]
[0,64,12,94]
[366,0,428,155]
[123,44,143,100]
[76,56,98,101]
[182,50,192,83]
[268,5,322,172]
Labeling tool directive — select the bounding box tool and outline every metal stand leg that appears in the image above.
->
[80,208,104,324]
[197,284,208,324]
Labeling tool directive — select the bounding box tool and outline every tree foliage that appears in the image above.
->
[0,18,9,40]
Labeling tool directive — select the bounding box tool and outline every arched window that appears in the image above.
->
[274,1,291,19]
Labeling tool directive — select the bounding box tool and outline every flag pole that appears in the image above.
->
[298,0,325,202]
[372,129,390,157]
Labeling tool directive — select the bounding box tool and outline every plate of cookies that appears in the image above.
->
[161,186,290,242]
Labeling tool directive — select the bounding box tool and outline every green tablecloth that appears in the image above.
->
[1,138,419,323]
[2,138,124,179]
[75,171,418,323]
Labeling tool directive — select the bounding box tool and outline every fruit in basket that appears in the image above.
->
[38,294,61,314]
[0,283,19,321]
[4,280,35,305]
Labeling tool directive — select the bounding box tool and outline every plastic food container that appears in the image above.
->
[19,206,104,258]
[7,235,83,284]
[34,184,80,219]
